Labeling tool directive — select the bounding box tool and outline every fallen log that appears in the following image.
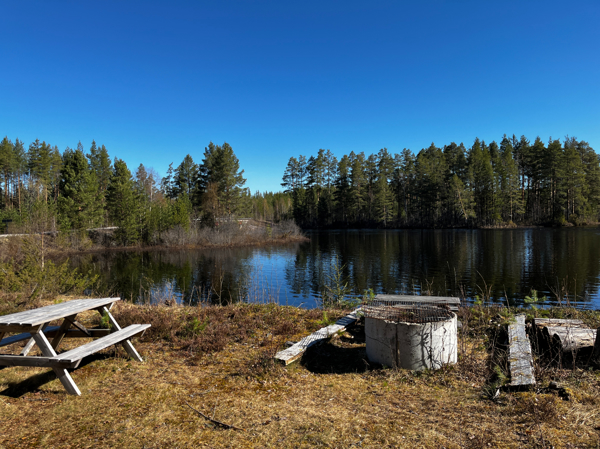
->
[532,318,585,329]
[544,327,597,354]
[531,318,588,355]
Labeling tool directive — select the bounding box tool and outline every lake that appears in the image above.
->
[70,227,600,309]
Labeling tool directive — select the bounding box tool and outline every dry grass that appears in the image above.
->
[1,304,600,448]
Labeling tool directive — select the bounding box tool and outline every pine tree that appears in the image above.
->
[334,155,351,224]
[200,142,246,218]
[349,151,367,223]
[499,135,522,222]
[12,139,26,213]
[0,137,13,208]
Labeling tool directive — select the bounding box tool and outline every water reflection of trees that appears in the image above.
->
[71,248,260,305]
[288,229,600,307]
[69,229,600,308]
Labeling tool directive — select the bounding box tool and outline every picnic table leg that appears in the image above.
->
[32,332,81,396]
[51,314,78,350]
[21,323,51,356]
[99,306,144,362]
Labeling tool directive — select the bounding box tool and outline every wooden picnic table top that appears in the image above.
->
[0,297,120,330]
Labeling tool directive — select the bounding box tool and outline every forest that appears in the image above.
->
[282,135,600,228]
[1,134,599,244]
[0,138,291,245]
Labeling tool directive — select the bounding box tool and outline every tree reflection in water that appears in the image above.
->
[68,228,600,309]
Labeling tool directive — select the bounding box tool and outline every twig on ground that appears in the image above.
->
[184,402,245,431]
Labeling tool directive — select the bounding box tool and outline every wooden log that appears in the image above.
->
[533,318,585,329]
[531,319,588,354]
[544,327,596,354]
[274,309,362,365]
[508,315,536,387]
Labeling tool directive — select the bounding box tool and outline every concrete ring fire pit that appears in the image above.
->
[364,304,457,370]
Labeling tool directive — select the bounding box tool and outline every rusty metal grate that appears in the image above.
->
[362,303,453,324]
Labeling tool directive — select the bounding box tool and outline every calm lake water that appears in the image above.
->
[70,228,600,309]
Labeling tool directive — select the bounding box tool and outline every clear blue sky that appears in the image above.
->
[2,1,599,193]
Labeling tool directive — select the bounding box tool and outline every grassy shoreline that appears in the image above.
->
[1,301,600,447]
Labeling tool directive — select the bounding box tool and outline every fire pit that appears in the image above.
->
[363,302,457,370]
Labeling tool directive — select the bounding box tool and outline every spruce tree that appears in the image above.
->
[58,148,102,229]
[106,159,141,244]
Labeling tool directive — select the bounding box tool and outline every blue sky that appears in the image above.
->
[1,1,599,193]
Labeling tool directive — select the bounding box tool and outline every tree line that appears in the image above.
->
[282,135,600,228]
[0,137,292,244]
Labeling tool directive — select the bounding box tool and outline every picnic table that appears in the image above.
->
[0,297,150,395]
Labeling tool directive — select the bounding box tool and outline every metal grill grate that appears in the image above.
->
[362,303,453,324]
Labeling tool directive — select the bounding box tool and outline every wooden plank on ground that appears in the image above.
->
[508,314,536,387]
[373,295,460,311]
[274,309,361,365]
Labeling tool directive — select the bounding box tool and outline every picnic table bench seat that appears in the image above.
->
[0,324,150,369]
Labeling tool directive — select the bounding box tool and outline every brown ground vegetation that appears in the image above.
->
[0,220,307,256]
[1,303,600,448]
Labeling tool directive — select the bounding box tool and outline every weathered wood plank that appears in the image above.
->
[51,314,77,350]
[0,324,44,333]
[0,326,60,348]
[0,355,70,368]
[0,298,118,323]
[21,323,51,356]
[100,306,144,362]
[0,298,120,327]
[275,309,361,365]
[54,324,150,365]
[0,327,112,348]
[45,328,112,338]
[32,331,81,395]
[533,318,585,329]
[373,295,460,311]
[508,314,536,387]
